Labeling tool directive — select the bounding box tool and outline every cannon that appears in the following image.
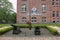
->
[11,24,21,34]
[34,27,40,35]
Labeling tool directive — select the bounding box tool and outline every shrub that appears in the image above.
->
[0,26,13,35]
[45,26,58,35]
[18,25,47,28]
[19,26,29,28]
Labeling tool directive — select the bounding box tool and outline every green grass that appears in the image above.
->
[15,23,60,27]
[0,23,60,28]
[0,24,10,28]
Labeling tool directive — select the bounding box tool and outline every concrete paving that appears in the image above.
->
[0,28,60,40]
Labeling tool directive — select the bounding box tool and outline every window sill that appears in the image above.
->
[52,17,60,19]
[57,17,60,19]
[31,22,37,23]
[42,12,46,13]
[52,5,60,7]
[21,11,26,13]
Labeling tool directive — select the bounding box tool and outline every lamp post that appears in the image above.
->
[26,11,32,30]
[29,11,32,30]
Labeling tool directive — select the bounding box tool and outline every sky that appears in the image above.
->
[9,0,17,12]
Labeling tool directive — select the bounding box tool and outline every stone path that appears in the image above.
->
[0,28,60,40]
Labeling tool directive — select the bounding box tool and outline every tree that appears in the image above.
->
[0,0,16,24]
[8,12,16,23]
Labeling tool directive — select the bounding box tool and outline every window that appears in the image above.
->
[57,21,59,22]
[52,0,54,1]
[56,0,59,5]
[22,17,26,23]
[41,0,46,1]
[42,17,46,23]
[21,0,27,1]
[53,13,55,17]
[56,2,58,5]
[52,0,59,5]
[52,11,59,17]
[31,17,37,23]
[56,11,59,17]
[42,4,46,12]
[52,0,54,5]
[31,8,37,14]
[56,0,58,1]
[21,4,26,12]
[53,21,55,23]
[52,11,55,17]
[52,2,54,5]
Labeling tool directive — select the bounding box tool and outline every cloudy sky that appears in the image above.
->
[9,0,17,12]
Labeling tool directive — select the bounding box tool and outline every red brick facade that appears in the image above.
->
[17,0,60,23]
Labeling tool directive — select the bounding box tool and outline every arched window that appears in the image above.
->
[32,17,36,19]
[21,4,26,12]
[53,21,55,23]
[22,17,26,23]
[31,17,37,23]
[42,17,46,23]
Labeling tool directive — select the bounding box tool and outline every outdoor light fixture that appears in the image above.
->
[27,8,42,30]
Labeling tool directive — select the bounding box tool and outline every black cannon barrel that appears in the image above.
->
[11,24,21,34]
[34,26,40,35]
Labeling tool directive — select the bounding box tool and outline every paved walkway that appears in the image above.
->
[0,28,60,40]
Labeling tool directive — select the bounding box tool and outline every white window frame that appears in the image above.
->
[22,17,26,23]
[56,11,59,17]
[31,17,37,23]
[42,17,46,23]
[42,4,46,12]
[21,4,26,12]
[31,8,38,14]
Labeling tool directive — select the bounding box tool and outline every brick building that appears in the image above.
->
[17,0,60,23]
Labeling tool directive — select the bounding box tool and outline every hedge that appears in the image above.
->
[45,26,58,35]
[0,26,13,35]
